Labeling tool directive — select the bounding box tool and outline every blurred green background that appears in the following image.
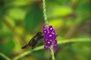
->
[0,0,91,60]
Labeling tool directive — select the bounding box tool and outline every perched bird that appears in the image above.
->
[22,32,43,49]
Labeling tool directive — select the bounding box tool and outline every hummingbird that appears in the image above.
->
[22,32,43,49]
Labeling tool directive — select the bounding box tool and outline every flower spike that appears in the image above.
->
[42,25,58,52]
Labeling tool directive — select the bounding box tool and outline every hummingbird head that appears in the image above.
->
[36,32,43,36]
[35,32,43,40]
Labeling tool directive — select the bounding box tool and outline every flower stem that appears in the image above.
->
[0,52,11,60]
[50,46,55,60]
[12,46,43,60]
[43,1,55,60]
[12,38,91,60]
[43,0,49,26]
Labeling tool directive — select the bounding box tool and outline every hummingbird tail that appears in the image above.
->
[22,44,28,49]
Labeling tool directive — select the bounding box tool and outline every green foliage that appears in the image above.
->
[25,5,43,32]
[0,33,15,56]
[31,50,46,60]
[56,42,91,60]
[0,1,5,28]
[75,0,90,14]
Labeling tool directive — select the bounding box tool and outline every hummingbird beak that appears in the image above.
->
[41,34,44,36]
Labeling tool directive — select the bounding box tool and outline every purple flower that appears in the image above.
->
[42,25,58,52]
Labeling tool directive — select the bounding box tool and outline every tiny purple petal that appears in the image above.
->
[44,34,48,38]
[52,35,56,41]
[43,30,48,34]
[54,42,58,47]
[54,40,57,45]
[43,26,47,31]
[48,33,53,40]
[48,25,54,31]
[44,38,48,42]
[46,41,52,46]
[44,41,52,49]
[44,45,49,50]
[53,40,57,52]
[51,30,56,35]
[53,46,56,52]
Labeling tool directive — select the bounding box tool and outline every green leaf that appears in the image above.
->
[0,33,15,56]
[55,0,69,5]
[0,2,5,29]
[75,0,90,14]
[25,5,43,32]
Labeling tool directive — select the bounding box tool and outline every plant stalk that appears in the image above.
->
[43,0,49,26]
[50,46,55,60]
